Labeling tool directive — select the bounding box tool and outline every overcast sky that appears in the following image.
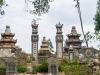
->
[0,0,99,53]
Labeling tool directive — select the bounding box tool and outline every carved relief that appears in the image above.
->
[33,42,37,58]
[57,43,62,58]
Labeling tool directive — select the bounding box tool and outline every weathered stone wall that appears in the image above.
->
[38,56,49,64]
[0,59,6,67]
[18,52,28,66]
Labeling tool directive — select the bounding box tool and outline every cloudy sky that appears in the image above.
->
[0,0,99,53]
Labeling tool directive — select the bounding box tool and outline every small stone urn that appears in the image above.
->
[92,59,100,75]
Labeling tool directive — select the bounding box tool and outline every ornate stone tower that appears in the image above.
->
[31,23,39,60]
[39,37,51,56]
[64,26,82,53]
[0,25,17,49]
[55,22,63,58]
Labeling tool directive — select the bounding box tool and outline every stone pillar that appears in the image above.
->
[31,23,39,60]
[68,45,74,62]
[55,22,63,59]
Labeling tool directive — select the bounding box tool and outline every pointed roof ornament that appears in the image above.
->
[5,25,11,33]
[71,26,77,34]
[40,36,50,51]
[55,22,63,27]
[43,37,46,42]
[58,22,60,25]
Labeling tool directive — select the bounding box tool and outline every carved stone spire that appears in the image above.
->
[0,25,17,49]
[5,25,11,33]
[71,26,77,34]
[55,22,63,34]
[39,37,51,56]
[40,37,50,51]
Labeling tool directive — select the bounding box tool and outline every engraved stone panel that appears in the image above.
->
[33,42,37,58]
[57,43,62,58]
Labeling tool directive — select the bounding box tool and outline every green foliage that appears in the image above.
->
[17,64,27,73]
[0,66,6,71]
[27,58,32,63]
[47,39,54,52]
[84,31,100,49]
[94,0,100,32]
[26,0,54,16]
[59,58,92,75]
[0,0,3,5]
[0,0,7,16]
[85,0,100,49]
[33,62,48,74]
[38,50,44,56]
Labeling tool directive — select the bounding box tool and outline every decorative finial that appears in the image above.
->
[5,25,11,33]
[43,37,45,39]
[6,25,10,28]
[71,26,77,34]
[72,26,75,29]
[58,22,60,25]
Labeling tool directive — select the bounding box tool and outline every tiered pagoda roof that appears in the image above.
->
[64,26,82,52]
[40,37,50,51]
[0,25,17,49]
[67,26,81,37]
[39,37,51,56]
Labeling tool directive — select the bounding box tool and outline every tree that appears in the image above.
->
[47,39,54,52]
[74,0,88,47]
[25,0,54,16]
[84,31,100,49]
[84,0,100,49]
[94,0,100,32]
[0,0,7,16]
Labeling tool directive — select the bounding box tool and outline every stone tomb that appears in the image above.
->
[47,57,58,75]
[1,57,17,75]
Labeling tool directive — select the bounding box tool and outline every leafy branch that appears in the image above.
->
[74,0,88,47]
[25,0,54,16]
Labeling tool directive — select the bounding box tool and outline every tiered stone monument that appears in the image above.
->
[0,25,17,75]
[55,22,63,59]
[31,23,39,60]
[38,37,51,63]
[0,25,17,50]
[39,37,51,56]
[64,26,82,53]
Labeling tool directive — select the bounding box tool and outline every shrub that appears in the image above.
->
[33,62,48,74]
[0,66,6,71]
[59,58,92,75]
[38,50,44,56]
[27,58,32,63]
[17,65,27,73]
